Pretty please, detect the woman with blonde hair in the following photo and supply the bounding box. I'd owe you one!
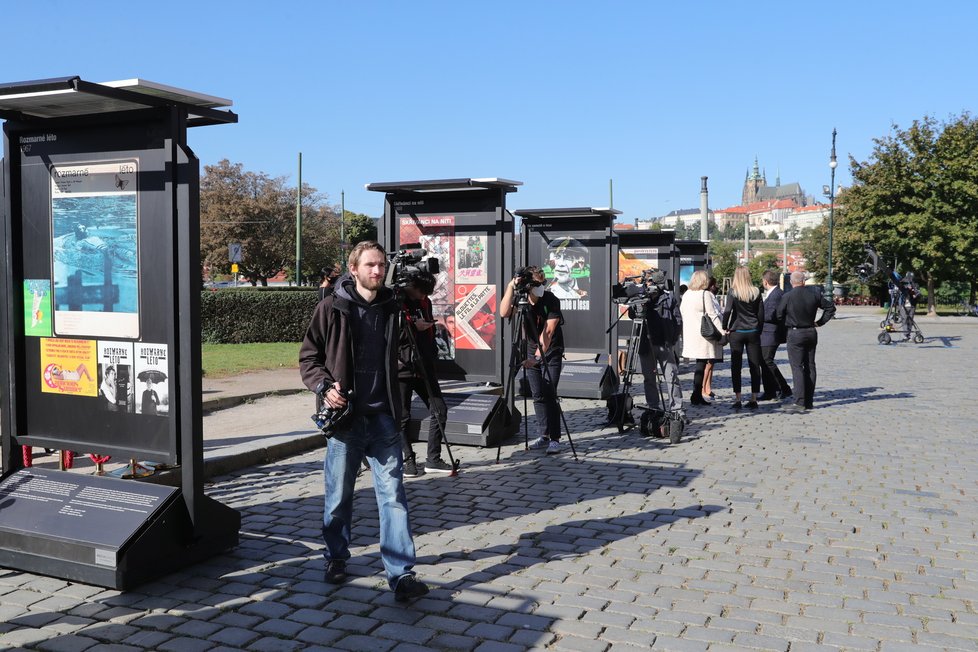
[722,266,764,409]
[680,270,724,406]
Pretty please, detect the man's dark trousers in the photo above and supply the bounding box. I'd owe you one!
[761,345,792,397]
[786,327,817,409]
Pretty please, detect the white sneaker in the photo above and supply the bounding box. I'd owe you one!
[528,436,549,450]
[546,440,561,455]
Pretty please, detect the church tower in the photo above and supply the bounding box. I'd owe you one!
[741,157,767,205]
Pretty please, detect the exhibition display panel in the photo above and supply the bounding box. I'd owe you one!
[0,76,240,589]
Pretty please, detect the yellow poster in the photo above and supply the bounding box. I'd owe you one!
[40,338,98,396]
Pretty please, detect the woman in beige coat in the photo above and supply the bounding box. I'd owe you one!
[681,270,725,405]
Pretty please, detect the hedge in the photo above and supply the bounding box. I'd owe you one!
[200,288,320,343]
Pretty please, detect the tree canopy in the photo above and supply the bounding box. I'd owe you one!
[834,113,978,312]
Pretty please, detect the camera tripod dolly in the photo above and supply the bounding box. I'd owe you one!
[496,287,578,462]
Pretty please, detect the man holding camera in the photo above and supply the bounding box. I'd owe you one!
[397,271,451,476]
[635,271,684,436]
[499,266,565,454]
[299,240,429,602]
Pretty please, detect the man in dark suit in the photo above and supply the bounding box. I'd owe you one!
[759,270,792,401]
[775,271,836,412]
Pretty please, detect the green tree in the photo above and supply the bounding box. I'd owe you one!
[709,239,738,284]
[341,211,378,248]
[837,113,978,314]
[748,252,779,286]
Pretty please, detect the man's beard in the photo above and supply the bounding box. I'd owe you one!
[356,275,385,291]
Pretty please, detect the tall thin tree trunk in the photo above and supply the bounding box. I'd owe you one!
[927,277,937,316]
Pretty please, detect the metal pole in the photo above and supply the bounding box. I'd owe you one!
[296,152,303,285]
[783,230,788,272]
[700,176,709,241]
[743,221,749,263]
[609,178,614,209]
[827,128,837,294]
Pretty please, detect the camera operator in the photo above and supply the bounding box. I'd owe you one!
[500,265,565,455]
[299,240,429,602]
[634,271,684,433]
[896,272,920,340]
[397,270,451,476]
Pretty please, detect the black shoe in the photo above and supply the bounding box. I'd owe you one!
[403,457,424,478]
[690,396,707,406]
[780,391,793,400]
[783,403,806,413]
[708,392,716,399]
[424,458,453,474]
[746,400,758,410]
[324,560,348,585]
[731,401,742,410]
[758,393,778,401]
[394,575,430,603]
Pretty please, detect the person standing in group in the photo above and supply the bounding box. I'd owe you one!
[680,270,724,406]
[722,266,765,410]
[775,270,836,412]
[759,270,792,401]
[396,270,451,477]
[701,276,723,402]
[499,266,565,454]
[299,240,430,602]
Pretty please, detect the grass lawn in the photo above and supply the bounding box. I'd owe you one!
[202,342,300,378]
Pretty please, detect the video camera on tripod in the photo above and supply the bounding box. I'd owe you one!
[611,268,670,318]
[385,245,440,289]
[512,265,543,295]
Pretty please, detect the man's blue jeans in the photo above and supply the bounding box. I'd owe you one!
[322,413,417,589]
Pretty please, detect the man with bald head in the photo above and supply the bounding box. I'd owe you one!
[774,272,836,412]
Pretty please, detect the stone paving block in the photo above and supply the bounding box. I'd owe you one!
[34,634,101,652]
[294,625,344,646]
[332,634,396,650]
[210,625,263,647]
[155,636,215,652]
[472,640,527,652]
[730,632,791,650]
[546,635,612,651]
[647,635,706,651]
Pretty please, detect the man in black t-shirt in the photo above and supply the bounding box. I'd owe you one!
[500,266,565,454]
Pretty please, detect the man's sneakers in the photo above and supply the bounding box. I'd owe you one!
[394,574,430,603]
[403,456,424,478]
[424,458,453,474]
[529,436,562,454]
[324,559,348,585]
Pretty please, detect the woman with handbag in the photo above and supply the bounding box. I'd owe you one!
[701,276,723,402]
[722,266,765,410]
[680,270,725,406]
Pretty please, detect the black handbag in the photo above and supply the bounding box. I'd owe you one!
[700,292,723,342]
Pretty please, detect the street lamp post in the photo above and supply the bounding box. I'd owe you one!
[826,128,838,295]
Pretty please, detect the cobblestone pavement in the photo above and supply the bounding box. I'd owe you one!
[2,314,977,651]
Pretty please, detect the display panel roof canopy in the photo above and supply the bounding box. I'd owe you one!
[366,178,522,193]
[514,207,622,220]
[0,76,236,126]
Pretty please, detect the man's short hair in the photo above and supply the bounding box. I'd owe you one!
[348,241,386,270]
[762,270,779,286]
[790,271,805,286]
[406,270,436,296]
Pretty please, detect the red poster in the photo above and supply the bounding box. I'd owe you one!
[455,284,496,350]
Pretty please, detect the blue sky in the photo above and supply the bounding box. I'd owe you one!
[3,2,975,222]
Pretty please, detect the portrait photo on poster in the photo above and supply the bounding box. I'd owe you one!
[98,341,135,413]
[50,159,140,340]
[543,235,591,310]
[134,342,169,416]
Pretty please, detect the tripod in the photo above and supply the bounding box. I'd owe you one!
[605,306,643,432]
[607,300,687,444]
[396,292,461,475]
[496,288,578,462]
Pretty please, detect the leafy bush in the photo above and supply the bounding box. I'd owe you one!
[201,288,320,343]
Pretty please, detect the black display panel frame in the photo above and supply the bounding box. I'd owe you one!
[517,209,619,358]
[370,180,518,384]
[614,230,679,340]
[3,115,180,462]
[675,239,711,288]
